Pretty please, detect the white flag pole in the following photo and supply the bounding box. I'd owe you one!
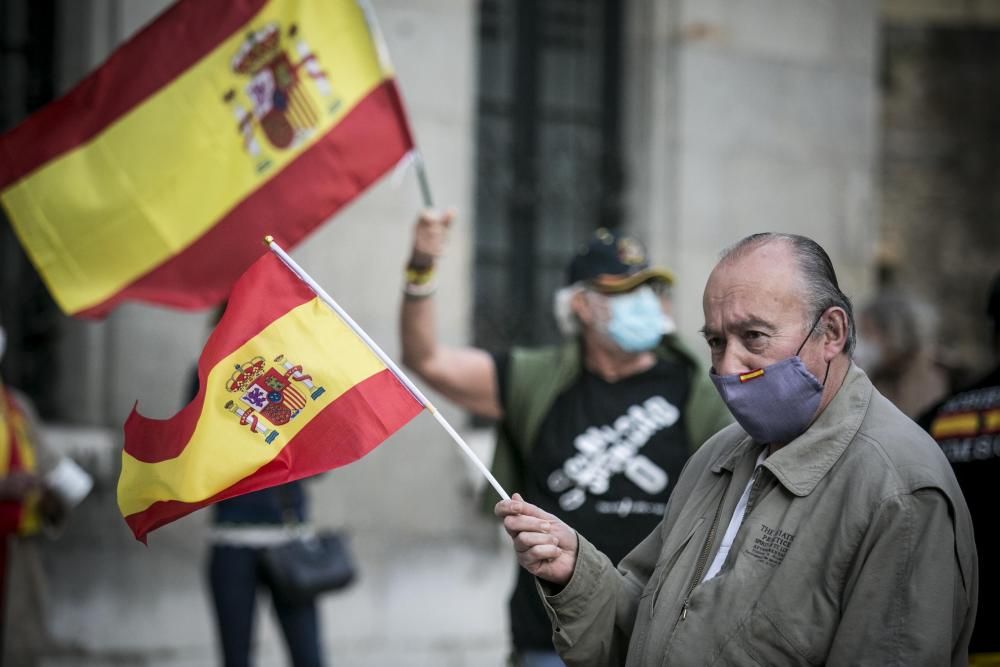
[265,237,510,501]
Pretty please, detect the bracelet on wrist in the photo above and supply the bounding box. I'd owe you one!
[405,265,435,286]
[403,280,437,299]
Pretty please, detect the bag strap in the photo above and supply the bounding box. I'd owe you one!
[275,484,300,525]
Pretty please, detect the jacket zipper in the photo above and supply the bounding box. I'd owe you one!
[680,465,763,621]
[679,487,726,621]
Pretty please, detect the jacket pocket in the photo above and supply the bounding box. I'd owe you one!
[711,603,820,667]
[642,517,704,609]
[629,519,705,662]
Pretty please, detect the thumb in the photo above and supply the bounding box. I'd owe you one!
[509,493,555,521]
[442,207,456,228]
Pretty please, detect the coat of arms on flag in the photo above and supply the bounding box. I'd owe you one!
[118,253,425,542]
[225,354,326,442]
[0,0,414,318]
[224,21,342,173]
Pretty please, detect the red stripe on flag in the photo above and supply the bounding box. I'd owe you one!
[0,0,268,188]
[77,80,413,318]
[123,367,422,542]
[122,253,314,463]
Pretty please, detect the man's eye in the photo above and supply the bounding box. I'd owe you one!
[705,337,723,350]
[744,331,767,344]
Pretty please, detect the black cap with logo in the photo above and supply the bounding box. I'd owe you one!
[566,227,674,293]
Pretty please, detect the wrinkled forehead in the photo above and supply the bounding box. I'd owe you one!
[703,246,808,328]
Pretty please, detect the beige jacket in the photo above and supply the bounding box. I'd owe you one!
[541,364,978,666]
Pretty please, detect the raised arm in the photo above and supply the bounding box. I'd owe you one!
[400,209,503,420]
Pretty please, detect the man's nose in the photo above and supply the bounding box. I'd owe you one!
[715,346,754,376]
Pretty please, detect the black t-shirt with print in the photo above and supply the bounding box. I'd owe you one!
[495,352,694,651]
[918,365,1000,654]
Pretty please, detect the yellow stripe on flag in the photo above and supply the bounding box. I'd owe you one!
[1,0,388,315]
[930,412,980,439]
[117,298,385,517]
[984,408,1000,433]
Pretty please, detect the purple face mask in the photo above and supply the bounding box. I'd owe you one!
[709,322,828,444]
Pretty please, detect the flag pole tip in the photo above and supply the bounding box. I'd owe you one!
[263,235,274,246]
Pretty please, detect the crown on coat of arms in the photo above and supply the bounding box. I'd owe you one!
[228,356,267,392]
[232,23,282,75]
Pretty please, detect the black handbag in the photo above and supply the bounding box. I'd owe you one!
[261,530,357,604]
[260,485,357,605]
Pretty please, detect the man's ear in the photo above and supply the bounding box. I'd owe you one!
[821,307,850,360]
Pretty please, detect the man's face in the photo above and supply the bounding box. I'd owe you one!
[574,283,670,330]
[570,282,672,356]
[701,242,826,379]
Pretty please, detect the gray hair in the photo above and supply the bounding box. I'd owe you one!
[553,284,584,336]
[720,233,856,355]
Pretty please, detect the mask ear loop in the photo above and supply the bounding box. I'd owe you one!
[796,310,832,387]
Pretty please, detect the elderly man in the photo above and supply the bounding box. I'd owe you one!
[497,233,978,666]
[400,210,731,666]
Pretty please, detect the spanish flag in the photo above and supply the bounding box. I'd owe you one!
[118,252,423,542]
[0,0,413,318]
[0,386,42,536]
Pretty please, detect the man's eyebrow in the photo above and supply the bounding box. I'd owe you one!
[739,316,778,332]
[699,317,777,338]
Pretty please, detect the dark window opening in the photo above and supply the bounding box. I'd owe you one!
[473,0,624,353]
[1,0,60,418]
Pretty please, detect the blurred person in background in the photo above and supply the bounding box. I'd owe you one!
[190,308,325,667]
[1,322,90,665]
[399,210,731,667]
[495,232,976,665]
[854,288,949,419]
[920,270,1000,665]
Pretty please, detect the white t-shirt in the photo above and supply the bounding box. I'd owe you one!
[702,449,768,582]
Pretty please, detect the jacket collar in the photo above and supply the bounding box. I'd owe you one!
[711,362,873,496]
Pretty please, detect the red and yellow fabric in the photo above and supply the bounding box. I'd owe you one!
[118,253,424,542]
[930,407,1000,440]
[0,0,413,318]
[0,386,42,536]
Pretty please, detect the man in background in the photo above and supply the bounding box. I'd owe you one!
[399,210,731,666]
[920,270,1000,664]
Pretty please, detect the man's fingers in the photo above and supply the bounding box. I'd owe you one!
[513,529,560,553]
[418,207,454,228]
[520,543,563,568]
[502,513,552,536]
[495,494,556,522]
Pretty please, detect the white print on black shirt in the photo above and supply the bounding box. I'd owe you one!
[546,395,679,513]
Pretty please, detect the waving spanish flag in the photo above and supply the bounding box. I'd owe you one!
[118,252,423,542]
[0,0,413,318]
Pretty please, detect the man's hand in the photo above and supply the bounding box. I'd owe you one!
[495,493,578,585]
[408,208,454,270]
[38,488,68,526]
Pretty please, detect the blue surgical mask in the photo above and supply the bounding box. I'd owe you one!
[709,319,829,444]
[606,286,667,353]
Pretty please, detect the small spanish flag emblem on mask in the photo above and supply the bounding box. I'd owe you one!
[739,369,765,383]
